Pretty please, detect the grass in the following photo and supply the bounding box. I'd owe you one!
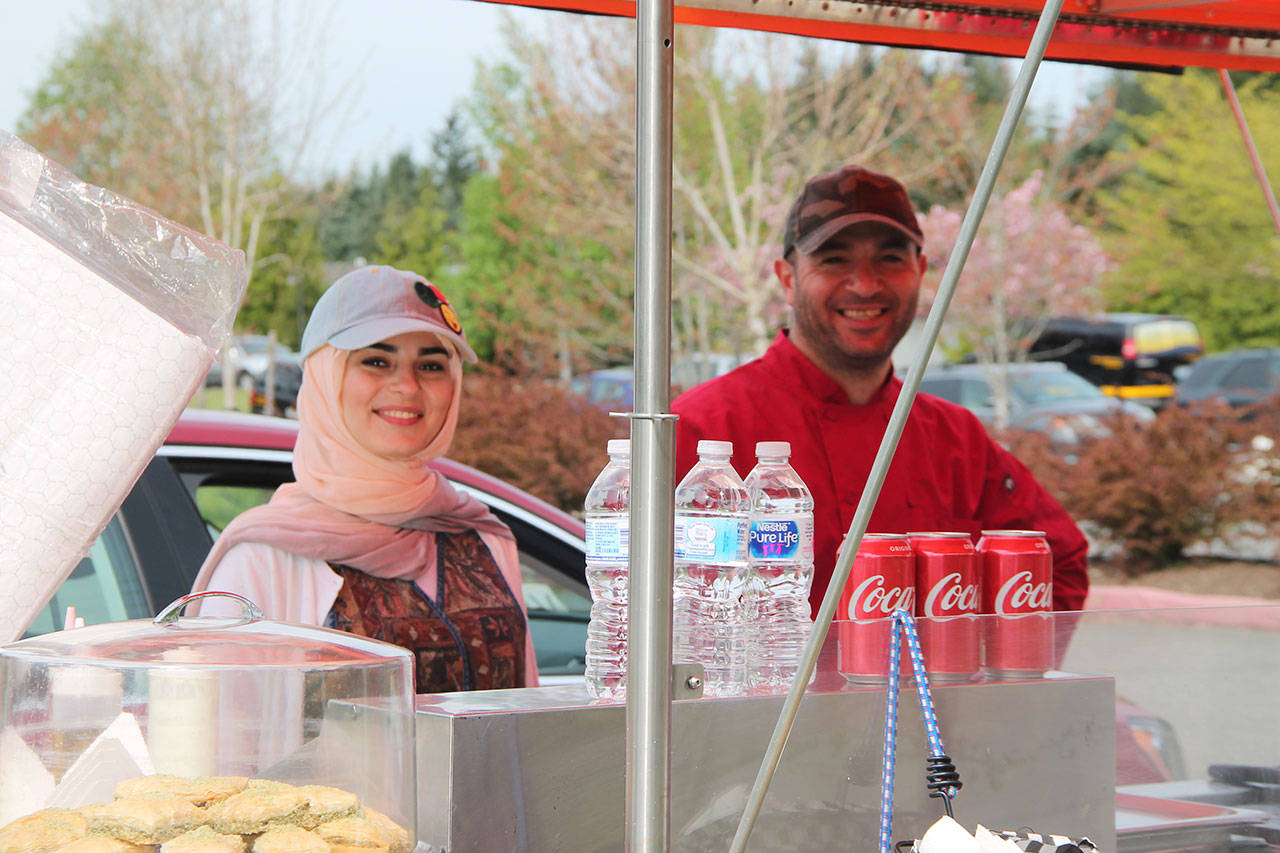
[187,383,253,413]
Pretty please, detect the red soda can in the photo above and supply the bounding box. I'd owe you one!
[909,532,980,683]
[978,530,1053,678]
[837,533,915,684]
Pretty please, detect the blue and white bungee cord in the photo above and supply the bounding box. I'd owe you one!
[878,609,963,853]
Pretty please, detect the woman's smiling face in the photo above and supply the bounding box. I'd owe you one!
[340,330,456,460]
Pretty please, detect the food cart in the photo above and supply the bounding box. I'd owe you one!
[456,0,1280,848]
[2,0,1280,849]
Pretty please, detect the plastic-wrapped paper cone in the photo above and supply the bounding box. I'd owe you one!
[0,130,246,641]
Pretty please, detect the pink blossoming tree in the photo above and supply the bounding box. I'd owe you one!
[918,172,1111,427]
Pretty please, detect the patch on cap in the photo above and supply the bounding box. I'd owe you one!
[415,280,444,308]
[415,280,463,335]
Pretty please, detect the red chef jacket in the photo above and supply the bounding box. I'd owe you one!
[671,330,1089,613]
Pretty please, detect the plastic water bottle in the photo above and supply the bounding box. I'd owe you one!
[745,441,815,692]
[584,439,631,700]
[673,439,751,697]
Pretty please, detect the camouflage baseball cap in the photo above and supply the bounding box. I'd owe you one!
[782,165,923,258]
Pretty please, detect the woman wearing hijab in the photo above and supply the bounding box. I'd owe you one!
[193,265,536,692]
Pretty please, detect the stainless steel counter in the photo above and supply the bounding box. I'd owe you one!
[414,674,1115,851]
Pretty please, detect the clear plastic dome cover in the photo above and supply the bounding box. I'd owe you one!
[0,593,417,849]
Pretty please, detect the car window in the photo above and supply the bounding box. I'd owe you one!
[592,376,634,407]
[1221,357,1268,391]
[25,515,150,638]
[1134,320,1201,355]
[918,377,960,403]
[196,484,277,537]
[1178,357,1226,392]
[959,378,995,409]
[517,548,590,677]
[1012,370,1100,404]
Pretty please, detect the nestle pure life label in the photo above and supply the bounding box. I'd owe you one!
[748,514,814,562]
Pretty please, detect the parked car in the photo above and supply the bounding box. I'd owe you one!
[25,409,590,679]
[204,334,296,391]
[1174,347,1280,410]
[917,361,1155,447]
[570,366,635,409]
[570,352,756,409]
[250,351,304,417]
[1028,313,1204,409]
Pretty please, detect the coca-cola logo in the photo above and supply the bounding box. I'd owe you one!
[922,571,979,617]
[848,574,915,618]
[993,570,1052,615]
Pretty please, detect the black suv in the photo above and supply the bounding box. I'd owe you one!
[1028,313,1204,409]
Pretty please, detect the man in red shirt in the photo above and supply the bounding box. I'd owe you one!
[671,165,1088,614]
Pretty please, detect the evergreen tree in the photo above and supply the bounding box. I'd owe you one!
[430,109,482,236]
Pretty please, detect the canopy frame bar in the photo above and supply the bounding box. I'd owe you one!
[628,0,678,849]
[1217,68,1280,239]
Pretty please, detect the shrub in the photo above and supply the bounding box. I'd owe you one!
[452,365,626,514]
[1004,399,1280,573]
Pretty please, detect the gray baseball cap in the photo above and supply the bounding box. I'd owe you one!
[300,265,477,362]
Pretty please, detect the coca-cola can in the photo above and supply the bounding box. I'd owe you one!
[837,533,915,684]
[978,529,1053,678]
[909,532,981,683]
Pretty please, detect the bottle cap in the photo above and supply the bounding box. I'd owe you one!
[606,438,630,456]
[696,439,732,456]
[755,440,790,458]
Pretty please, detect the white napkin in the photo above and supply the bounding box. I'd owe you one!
[917,817,1026,852]
[0,726,55,824]
[976,825,1025,852]
[47,712,155,810]
[919,816,982,852]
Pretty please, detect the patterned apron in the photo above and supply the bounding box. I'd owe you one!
[327,530,528,692]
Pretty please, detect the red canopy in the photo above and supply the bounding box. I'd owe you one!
[479,0,1280,72]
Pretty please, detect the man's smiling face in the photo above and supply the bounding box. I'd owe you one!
[778,220,927,378]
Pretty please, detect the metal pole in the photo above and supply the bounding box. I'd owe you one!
[729,1,1066,848]
[628,0,676,849]
[1218,68,1280,239]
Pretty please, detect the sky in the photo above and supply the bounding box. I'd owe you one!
[0,0,1107,180]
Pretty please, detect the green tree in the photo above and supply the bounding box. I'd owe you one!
[316,169,388,263]
[1099,69,1280,349]
[18,16,190,221]
[449,170,630,373]
[463,16,1006,376]
[236,187,329,347]
[430,109,482,238]
[18,0,355,323]
[374,169,448,279]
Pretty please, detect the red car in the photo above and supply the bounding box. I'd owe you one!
[25,409,591,679]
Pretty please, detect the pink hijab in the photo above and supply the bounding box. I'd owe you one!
[192,342,512,595]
